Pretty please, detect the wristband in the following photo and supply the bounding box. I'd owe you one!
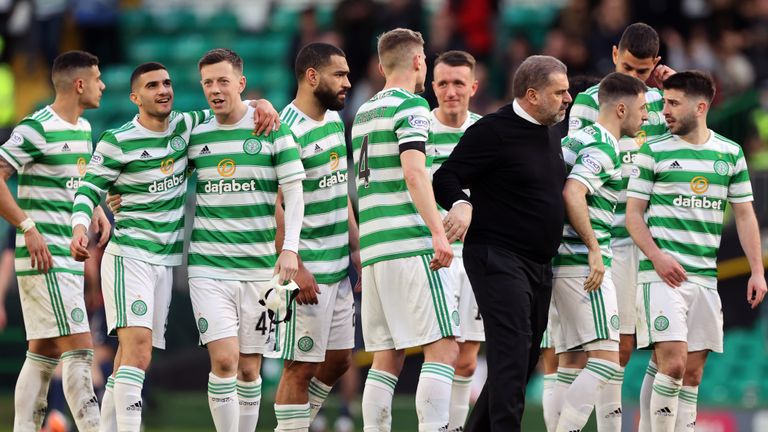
[19,218,36,233]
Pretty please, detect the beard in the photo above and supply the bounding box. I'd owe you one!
[144,106,172,122]
[315,82,345,111]
[620,119,641,138]
[669,113,696,136]
[542,107,567,126]
[551,110,567,125]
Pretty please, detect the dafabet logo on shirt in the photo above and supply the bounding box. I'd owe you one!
[160,158,174,175]
[217,158,236,177]
[689,176,709,194]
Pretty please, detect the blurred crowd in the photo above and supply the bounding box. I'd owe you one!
[2,0,768,171]
[2,0,768,128]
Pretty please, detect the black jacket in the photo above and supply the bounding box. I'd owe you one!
[433,103,567,264]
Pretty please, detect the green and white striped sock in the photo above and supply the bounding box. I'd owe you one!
[550,366,581,430]
[307,377,332,421]
[237,377,262,432]
[676,385,698,430]
[416,362,454,432]
[448,375,473,431]
[100,376,117,432]
[274,403,310,431]
[650,372,682,432]
[556,358,621,432]
[13,352,58,431]
[113,366,145,432]
[638,360,658,432]
[61,349,99,432]
[207,373,237,432]
[541,373,558,432]
[362,369,397,432]
[596,367,624,431]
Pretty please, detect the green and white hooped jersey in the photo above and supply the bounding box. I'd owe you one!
[281,103,349,285]
[569,84,667,247]
[351,87,433,267]
[553,123,622,278]
[0,106,92,276]
[626,131,753,289]
[427,109,481,258]
[187,106,306,281]
[72,111,207,266]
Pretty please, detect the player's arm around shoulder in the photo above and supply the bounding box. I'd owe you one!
[70,130,122,261]
[249,99,281,135]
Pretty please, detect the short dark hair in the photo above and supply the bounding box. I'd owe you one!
[662,71,716,103]
[294,42,346,80]
[51,50,99,89]
[512,55,567,99]
[434,50,476,72]
[198,48,243,74]
[130,62,167,90]
[598,72,647,106]
[52,50,99,75]
[618,23,659,60]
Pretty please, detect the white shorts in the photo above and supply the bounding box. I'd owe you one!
[611,243,640,334]
[362,254,460,351]
[452,257,485,343]
[636,281,724,353]
[552,274,620,353]
[18,272,90,340]
[269,277,355,362]
[189,277,273,354]
[102,253,173,349]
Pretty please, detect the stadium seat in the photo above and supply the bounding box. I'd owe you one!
[251,35,291,61]
[231,39,262,63]
[500,5,558,49]
[126,36,172,65]
[198,10,239,34]
[119,9,154,37]
[168,36,213,65]
[150,9,199,35]
[173,90,205,112]
[100,65,134,94]
[269,7,299,33]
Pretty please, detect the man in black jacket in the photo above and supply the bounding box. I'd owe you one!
[433,55,571,432]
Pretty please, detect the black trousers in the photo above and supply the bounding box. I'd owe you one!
[462,244,552,432]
